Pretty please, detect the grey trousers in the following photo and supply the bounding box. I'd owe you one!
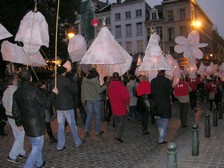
[179,102,189,126]
[114,115,127,139]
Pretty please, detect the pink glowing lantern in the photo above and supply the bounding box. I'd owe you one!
[91,18,99,27]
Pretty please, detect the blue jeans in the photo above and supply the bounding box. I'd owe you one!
[156,117,168,143]
[24,135,44,168]
[56,109,82,150]
[85,100,102,134]
[8,118,25,160]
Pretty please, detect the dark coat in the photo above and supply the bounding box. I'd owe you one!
[50,75,77,110]
[151,74,173,119]
[12,81,56,137]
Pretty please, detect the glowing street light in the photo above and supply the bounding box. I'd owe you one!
[66,27,76,40]
[192,20,202,29]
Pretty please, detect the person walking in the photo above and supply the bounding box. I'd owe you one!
[136,75,151,135]
[174,76,192,127]
[2,75,26,164]
[37,80,57,143]
[206,76,218,111]
[151,70,173,144]
[0,80,7,136]
[187,76,200,110]
[72,73,86,126]
[107,72,130,143]
[50,66,83,151]
[12,70,58,168]
[81,68,106,136]
[126,74,140,122]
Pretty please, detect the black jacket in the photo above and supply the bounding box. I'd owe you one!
[12,81,56,137]
[50,75,77,110]
[151,74,173,119]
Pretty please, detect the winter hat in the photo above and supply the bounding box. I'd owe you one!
[57,66,67,75]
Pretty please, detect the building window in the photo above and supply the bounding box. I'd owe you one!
[106,17,110,25]
[180,26,187,36]
[115,25,121,38]
[168,27,175,41]
[152,12,157,20]
[180,9,186,20]
[136,22,143,36]
[156,26,163,39]
[136,9,142,17]
[167,10,173,21]
[126,41,132,54]
[169,46,174,53]
[137,40,143,53]
[115,13,121,21]
[125,24,132,37]
[125,11,131,19]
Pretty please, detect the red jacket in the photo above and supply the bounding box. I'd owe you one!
[136,81,151,96]
[174,81,189,96]
[187,78,200,91]
[107,80,130,116]
[207,81,218,93]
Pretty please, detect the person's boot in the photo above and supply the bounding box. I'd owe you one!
[0,121,7,136]
[142,129,150,135]
[46,122,57,143]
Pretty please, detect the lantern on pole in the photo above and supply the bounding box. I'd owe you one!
[91,18,99,27]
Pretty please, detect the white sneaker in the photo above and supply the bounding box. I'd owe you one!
[7,156,21,164]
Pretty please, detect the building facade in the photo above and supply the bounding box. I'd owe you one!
[110,0,149,56]
[145,0,214,60]
[78,0,224,63]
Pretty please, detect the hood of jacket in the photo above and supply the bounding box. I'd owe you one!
[109,80,123,88]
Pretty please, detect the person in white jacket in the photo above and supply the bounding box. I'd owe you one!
[2,75,26,164]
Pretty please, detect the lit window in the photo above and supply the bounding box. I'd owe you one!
[126,41,132,54]
[167,10,173,21]
[137,40,143,53]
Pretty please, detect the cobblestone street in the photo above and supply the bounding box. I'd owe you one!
[1,101,224,168]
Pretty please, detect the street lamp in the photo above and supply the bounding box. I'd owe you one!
[191,20,202,29]
[66,27,76,40]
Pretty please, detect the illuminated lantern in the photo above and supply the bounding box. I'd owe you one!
[91,18,99,27]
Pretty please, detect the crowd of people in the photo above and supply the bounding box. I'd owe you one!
[0,65,224,167]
